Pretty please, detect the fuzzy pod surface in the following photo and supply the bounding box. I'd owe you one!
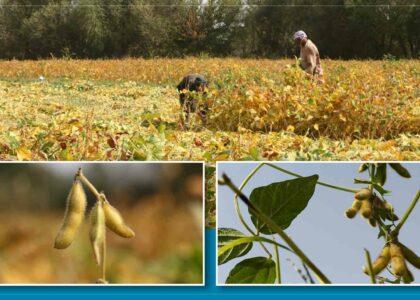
[355,188,372,200]
[359,199,373,219]
[390,243,409,277]
[363,245,391,276]
[346,199,362,219]
[90,201,106,266]
[54,180,87,249]
[103,202,135,238]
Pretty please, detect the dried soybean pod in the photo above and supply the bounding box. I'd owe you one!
[359,199,372,219]
[400,243,420,269]
[363,245,391,275]
[355,188,372,200]
[90,201,106,266]
[402,269,414,284]
[389,163,411,178]
[54,180,87,249]
[103,201,135,238]
[390,243,408,277]
[345,199,362,219]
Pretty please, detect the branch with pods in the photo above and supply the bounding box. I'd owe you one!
[53,168,135,283]
[218,163,419,284]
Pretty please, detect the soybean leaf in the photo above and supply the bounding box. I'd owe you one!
[389,163,411,178]
[218,228,253,265]
[358,163,369,173]
[372,183,391,195]
[375,163,387,186]
[248,175,318,234]
[218,236,292,259]
[354,179,372,185]
[226,257,276,284]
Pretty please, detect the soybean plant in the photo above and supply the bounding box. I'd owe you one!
[218,163,419,284]
[54,168,135,283]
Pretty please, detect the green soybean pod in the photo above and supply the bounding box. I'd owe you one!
[400,243,420,269]
[389,163,411,178]
[54,180,87,249]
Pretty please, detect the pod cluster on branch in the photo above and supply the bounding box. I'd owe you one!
[364,242,420,283]
[345,188,398,227]
[53,170,136,282]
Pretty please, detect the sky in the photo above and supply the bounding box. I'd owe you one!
[217,162,420,284]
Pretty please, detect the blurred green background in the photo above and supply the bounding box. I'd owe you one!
[0,163,203,284]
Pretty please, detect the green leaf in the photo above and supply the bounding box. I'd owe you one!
[358,163,369,173]
[389,163,411,178]
[372,183,391,195]
[226,257,276,284]
[248,175,318,234]
[218,228,253,265]
[375,163,387,186]
[218,236,291,259]
[354,178,372,185]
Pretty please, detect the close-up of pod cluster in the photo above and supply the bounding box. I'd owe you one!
[363,242,420,283]
[53,168,135,283]
[343,163,419,283]
[345,188,398,227]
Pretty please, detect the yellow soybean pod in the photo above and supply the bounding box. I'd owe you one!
[54,180,87,249]
[390,243,408,277]
[103,202,135,238]
[363,245,390,276]
[355,188,372,200]
[345,199,362,219]
[90,201,106,266]
[359,199,372,219]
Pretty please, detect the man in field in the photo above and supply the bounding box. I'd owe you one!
[177,74,208,130]
[293,30,323,77]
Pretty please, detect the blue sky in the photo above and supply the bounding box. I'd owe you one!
[217,162,420,284]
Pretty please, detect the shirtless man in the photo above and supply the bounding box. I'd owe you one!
[293,30,323,77]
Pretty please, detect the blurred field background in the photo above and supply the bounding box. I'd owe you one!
[0,163,203,284]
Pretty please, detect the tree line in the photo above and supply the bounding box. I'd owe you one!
[0,0,418,60]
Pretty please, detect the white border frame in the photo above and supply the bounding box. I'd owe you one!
[215,161,420,287]
[0,160,206,287]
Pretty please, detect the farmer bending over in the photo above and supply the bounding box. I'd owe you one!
[293,30,323,77]
[177,74,208,129]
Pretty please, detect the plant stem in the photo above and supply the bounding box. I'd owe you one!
[392,189,420,235]
[263,163,359,194]
[273,238,281,284]
[102,234,107,283]
[364,249,376,284]
[233,163,272,257]
[77,169,101,199]
[220,173,331,284]
[302,263,315,284]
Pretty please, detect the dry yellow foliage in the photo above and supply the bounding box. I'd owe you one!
[0,58,418,161]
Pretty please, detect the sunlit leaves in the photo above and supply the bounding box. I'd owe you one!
[249,175,319,234]
[226,257,276,284]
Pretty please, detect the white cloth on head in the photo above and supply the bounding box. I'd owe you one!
[293,30,307,40]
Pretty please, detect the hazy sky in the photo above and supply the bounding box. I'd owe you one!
[217,162,420,284]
